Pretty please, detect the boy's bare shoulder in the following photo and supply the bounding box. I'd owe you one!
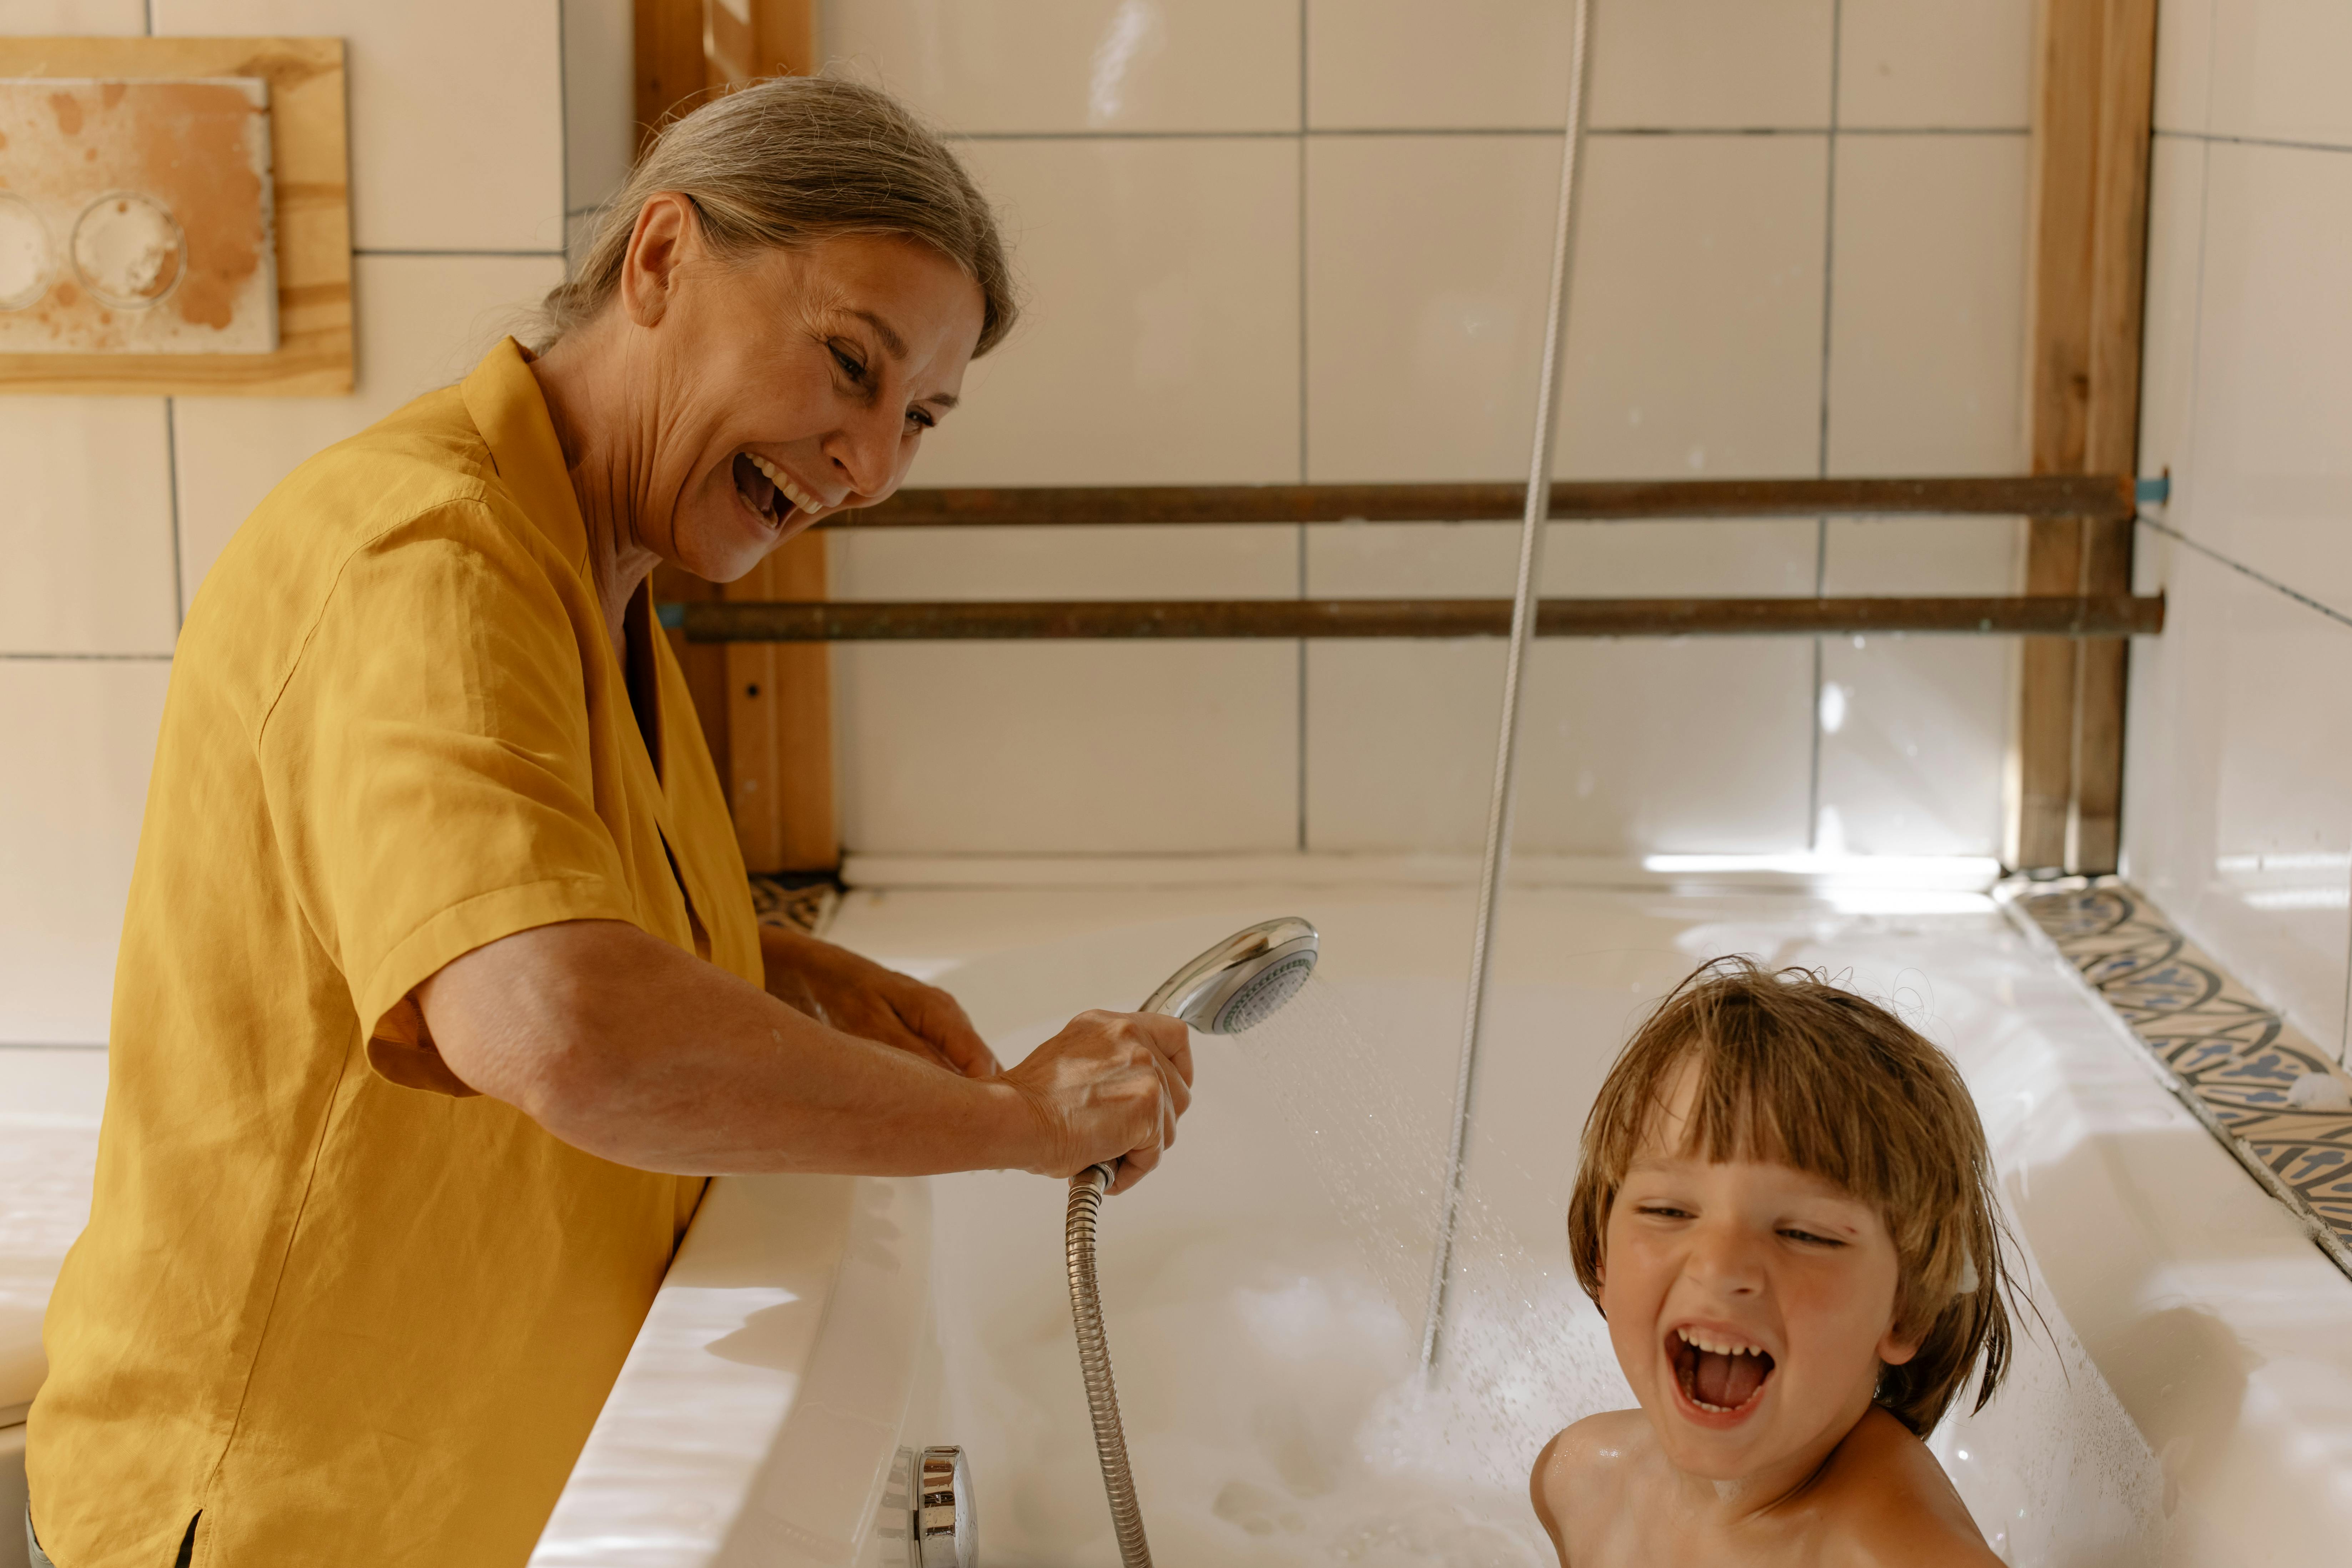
[1531,1411,1651,1557]
[1814,1408,2004,1568]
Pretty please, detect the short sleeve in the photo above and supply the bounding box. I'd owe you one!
[258,504,640,1091]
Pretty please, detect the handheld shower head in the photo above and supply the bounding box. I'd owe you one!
[1139,916,1319,1035]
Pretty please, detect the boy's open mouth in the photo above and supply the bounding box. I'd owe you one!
[1670,1327,1776,1415]
[731,450,820,530]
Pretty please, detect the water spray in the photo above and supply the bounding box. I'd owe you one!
[1065,917,1320,1568]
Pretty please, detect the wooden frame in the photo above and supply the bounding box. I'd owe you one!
[2016,0,2159,872]
[0,35,351,397]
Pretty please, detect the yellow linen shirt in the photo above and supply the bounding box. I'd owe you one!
[29,339,764,1567]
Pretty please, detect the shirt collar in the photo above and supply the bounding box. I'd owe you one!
[461,336,591,574]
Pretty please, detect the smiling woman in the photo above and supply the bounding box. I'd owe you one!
[22,76,1206,1568]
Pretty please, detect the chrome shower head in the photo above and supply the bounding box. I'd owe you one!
[1140,917,1319,1035]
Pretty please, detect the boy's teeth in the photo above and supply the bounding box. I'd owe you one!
[1678,1328,1764,1357]
[747,453,821,516]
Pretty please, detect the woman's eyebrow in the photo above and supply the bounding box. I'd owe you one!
[843,308,908,359]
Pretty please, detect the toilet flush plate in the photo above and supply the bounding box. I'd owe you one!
[0,76,278,354]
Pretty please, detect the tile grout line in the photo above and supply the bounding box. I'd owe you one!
[354,249,569,258]
[2152,127,2352,157]
[1807,0,1844,853]
[0,653,176,663]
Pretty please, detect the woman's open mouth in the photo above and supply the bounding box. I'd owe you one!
[731,451,822,530]
[1669,1326,1775,1421]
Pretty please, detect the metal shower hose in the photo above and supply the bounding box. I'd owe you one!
[1066,1160,1151,1567]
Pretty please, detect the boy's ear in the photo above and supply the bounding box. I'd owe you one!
[1876,1324,1921,1367]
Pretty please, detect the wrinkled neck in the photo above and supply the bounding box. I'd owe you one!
[528,324,666,663]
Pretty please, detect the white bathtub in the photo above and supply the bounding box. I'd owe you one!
[538,887,2352,1565]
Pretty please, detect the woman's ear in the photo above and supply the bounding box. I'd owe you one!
[621,192,699,327]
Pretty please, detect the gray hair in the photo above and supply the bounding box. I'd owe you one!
[540,76,1016,354]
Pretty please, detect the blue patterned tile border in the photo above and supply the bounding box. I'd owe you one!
[2014,881,2352,1276]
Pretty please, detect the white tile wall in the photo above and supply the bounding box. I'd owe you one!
[0,399,178,656]
[2206,0,2352,150]
[1836,0,2033,130]
[828,0,1298,134]
[2172,142,2352,611]
[562,0,636,216]
[2126,5,2352,1057]
[173,253,568,608]
[1823,134,2029,476]
[2152,0,2215,134]
[0,660,170,1043]
[1583,0,1834,131]
[831,526,1294,602]
[155,0,568,253]
[911,137,1301,485]
[1307,134,1829,483]
[832,643,1299,853]
[0,0,145,31]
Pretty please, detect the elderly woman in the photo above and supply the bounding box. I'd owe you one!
[27,79,1189,1568]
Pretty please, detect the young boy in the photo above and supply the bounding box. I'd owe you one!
[1532,958,2015,1566]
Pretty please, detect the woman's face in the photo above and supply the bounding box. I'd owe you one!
[621,200,986,583]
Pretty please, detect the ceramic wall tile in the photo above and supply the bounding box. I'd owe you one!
[2136,135,2209,487]
[562,0,636,216]
[0,658,170,1044]
[2174,142,2352,611]
[2122,543,2352,1054]
[2153,0,2215,135]
[1836,0,2033,130]
[1815,636,2010,856]
[2206,0,2352,150]
[0,0,145,31]
[832,644,1298,854]
[1307,134,1828,483]
[1307,0,1830,131]
[1584,0,1834,131]
[1826,134,2030,476]
[907,137,1300,485]
[155,0,567,253]
[1306,638,1813,854]
[0,399,178,656]
[172,252,566,611]
[1303,520,1816,599]
[1306,0,1573,130]
[831,525,1295,601]
[828,0,1297,134]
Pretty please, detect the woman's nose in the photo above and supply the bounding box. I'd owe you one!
[824,409,903,499]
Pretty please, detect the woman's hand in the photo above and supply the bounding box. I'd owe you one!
[760,923,999,1079]
[1002,1009,1194,1194]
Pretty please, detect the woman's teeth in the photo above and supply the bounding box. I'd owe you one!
[747,452,823,518]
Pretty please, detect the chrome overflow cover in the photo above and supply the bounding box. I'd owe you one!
[914,1445,977,1568]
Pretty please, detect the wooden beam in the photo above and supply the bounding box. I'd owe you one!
[2017,0,2157,872]
[725,536,836,871]
[846,475,2133,529]
[633,0,706,146]
[681,595,2166,643]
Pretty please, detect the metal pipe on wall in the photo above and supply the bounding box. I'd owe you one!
[1419,0,1597,1377]
[674,595,2166,642]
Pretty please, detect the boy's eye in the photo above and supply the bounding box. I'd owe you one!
[1778,1226,1844,1247]
[1634,1203,1693,1220]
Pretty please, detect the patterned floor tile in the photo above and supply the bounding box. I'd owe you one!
[2017,881,2352,1264]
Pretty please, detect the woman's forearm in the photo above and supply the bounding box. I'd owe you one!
[417,919,1045,1176]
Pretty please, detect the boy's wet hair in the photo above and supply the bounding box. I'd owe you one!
[1566,956,2018,1438]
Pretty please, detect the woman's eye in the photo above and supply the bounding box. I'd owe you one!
[831,346,867,381]
[906,406,936,431]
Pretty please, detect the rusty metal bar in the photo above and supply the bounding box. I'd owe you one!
[677,595,2165,642]
[829,475,2135,528]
